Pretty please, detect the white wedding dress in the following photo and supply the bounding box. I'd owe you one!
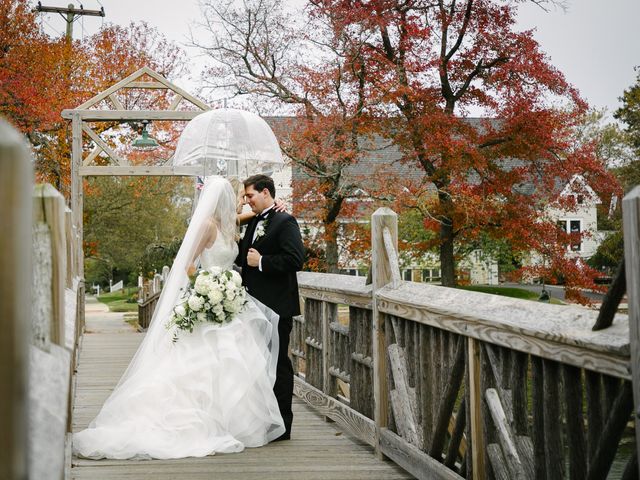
[73,233,286,459]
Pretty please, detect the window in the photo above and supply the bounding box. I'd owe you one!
[557,219,582,252]
[403,269,412,281]
[422,268,441,283]
[569,220,581,251]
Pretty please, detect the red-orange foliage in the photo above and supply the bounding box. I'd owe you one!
[309,0,621,299]
[1,0,185,196]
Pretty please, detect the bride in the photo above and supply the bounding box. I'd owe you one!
[73,176,286,459]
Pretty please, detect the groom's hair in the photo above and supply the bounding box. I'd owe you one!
[244,174,275,198]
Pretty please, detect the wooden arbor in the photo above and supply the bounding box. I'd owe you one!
[61,66,211,278]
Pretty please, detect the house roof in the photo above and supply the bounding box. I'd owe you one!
[263,116,599,218]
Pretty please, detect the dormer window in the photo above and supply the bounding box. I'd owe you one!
[576,194,584,205]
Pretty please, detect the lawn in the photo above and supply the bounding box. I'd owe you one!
[97,288,139,312]
[458,285,564,304]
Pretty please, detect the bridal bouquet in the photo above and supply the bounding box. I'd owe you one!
[167,267,247,342]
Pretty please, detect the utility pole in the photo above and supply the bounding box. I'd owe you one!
[34,2,105,41]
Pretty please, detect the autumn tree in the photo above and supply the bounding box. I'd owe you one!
[307,0,619,296]
[194,0,381,272]
[1,0,185,195]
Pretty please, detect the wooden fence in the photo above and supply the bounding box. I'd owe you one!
[1,119,84,480]
[292,206,640,480]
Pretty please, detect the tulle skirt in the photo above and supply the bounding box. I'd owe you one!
[73,298,285,460]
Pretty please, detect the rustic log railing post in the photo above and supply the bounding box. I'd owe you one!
[623,185,640,474]
[0,119,32,480]
[34,184,68,346]
[372,207,398,457]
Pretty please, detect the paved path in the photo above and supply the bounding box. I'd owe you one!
[84,296,137,334]
[71,299,413,479]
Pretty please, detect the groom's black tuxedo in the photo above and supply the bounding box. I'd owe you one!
[236,209,304,316]
[236,207,304,438]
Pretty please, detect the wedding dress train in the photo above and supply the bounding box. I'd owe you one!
[73,233,285,460]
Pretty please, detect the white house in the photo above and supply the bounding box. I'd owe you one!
[543,174,602,259]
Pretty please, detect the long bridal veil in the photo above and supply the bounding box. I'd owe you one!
[107,177,237,390]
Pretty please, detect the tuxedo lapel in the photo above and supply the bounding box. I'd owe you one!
[242,217,260,261]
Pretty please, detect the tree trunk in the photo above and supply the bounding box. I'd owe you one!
[440,218,456,287]
[325,221,340,273]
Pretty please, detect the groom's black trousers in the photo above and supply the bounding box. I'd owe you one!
[275,316,294,436]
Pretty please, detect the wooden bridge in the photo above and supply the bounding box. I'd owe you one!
[3,116,640,480]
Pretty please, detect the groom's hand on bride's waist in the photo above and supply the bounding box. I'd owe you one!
[247,248,262,268]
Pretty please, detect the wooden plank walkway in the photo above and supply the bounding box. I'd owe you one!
[71,298,413,479]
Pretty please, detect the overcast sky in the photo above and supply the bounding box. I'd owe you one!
[36,0,640,117]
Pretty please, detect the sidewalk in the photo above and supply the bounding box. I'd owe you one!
[84,295,138,334]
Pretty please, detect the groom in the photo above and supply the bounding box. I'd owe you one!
[236,174,304,441]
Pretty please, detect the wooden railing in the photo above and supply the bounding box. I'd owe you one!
[138,290,161,329]
[1,119,84,480]
[292,206,640,480]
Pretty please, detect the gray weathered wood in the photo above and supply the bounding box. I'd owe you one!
[380,429,463,480]
[444,399,466,469]
[298,272,373,310]
[29,343,71,480]
[0,119,31,480]
[623,186,640,473]
[543,359,564,479]
[510,350,529,436]
[382,226,401,288]
[586,370,604,461]
[530,355,546,480]
[82,124,128,166]
[372,208,397,456]
[123,81,166,89]
[485,388,526,480]
[294,377,376,447]
[487,444,510,480]
[71,319,411,479]
[563,364,587,480]
[376,282,630,379]
[430,335,465,460]
[388,344,421,447]
[34,184,67,346]
[586,381,634,480]
[71,112,84,283]
[62,109,204,121]
[67,66,209,112]
[79,165,204,176]
[108,93,125,110]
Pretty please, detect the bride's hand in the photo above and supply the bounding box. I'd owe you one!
[274,198,287,212]
[187,263,197,277]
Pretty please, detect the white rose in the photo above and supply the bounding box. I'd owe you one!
[234,298,245,311]
[175,304,186,317]
[230,270,243,286]
[208,289,224,304]
[194,275,211,295]
[197,312,207,322]
[188,295,204,312]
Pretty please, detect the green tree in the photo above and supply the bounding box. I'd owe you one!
[84,177,192,284]
[614,68,640,194]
